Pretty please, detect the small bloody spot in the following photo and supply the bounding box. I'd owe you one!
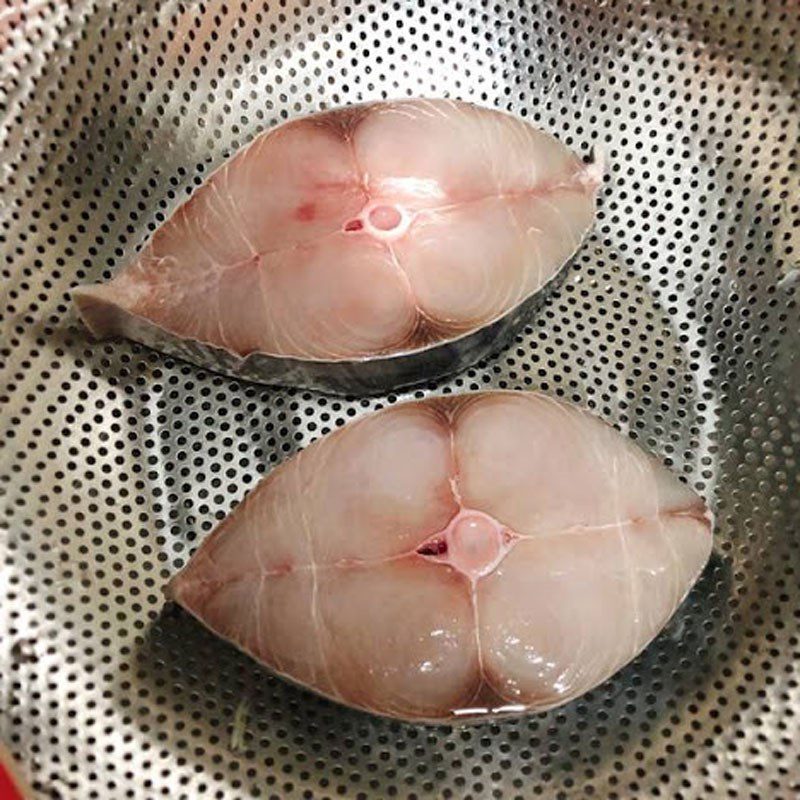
[417,539,448,557]
[294,202,316,222]
[343,218,364,232]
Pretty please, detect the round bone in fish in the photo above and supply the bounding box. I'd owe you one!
[166,391,713,723]
[72,99,602,393]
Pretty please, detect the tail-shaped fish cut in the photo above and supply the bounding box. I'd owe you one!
[167,391,713,723]
[73,100,602,393]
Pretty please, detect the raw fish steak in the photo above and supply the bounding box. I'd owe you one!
[73,100,602,393]
[167,392,712,723]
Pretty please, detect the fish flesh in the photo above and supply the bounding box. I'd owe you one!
[167,391,712,723]
[73,100,602,394]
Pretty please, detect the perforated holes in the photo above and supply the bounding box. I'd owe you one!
[1,0,800,798]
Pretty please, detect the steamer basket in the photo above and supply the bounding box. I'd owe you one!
[1,0,798,797]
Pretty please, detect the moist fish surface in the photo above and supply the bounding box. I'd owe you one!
[73,99,601,393]
[167,391,713,723]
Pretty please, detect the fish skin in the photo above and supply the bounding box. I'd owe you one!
[166,391,713,723]
[73,100,601,390]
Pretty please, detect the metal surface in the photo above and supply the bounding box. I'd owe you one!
[0,0,798,797]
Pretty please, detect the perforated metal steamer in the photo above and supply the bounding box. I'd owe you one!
[1,0,799,798]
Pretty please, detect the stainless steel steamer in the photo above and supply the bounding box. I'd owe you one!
[1,0,798,797]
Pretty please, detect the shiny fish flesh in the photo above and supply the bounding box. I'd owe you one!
[167,392,713,723]
[73,99,601,393]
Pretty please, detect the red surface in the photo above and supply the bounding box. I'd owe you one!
[293,201,316,221]
[0,763,25,800]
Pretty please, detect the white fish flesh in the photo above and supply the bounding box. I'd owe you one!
[73,99,601,393]
[166,391,713,723]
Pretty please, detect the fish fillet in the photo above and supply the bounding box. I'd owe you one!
[166,392,713,723]
[73,99,601,392]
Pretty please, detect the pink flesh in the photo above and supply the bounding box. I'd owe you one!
[167,392,713,723]
[73,99,601,361]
